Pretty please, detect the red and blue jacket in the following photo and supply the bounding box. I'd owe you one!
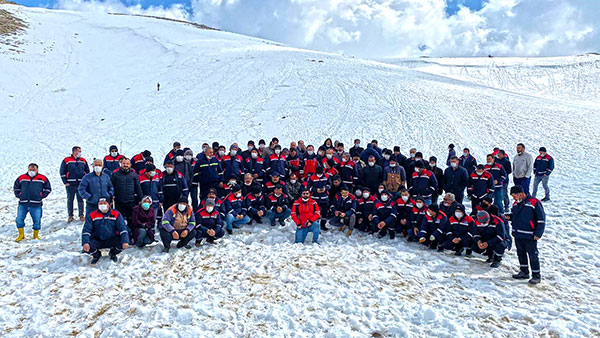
[356,195,377,221]
[139,172,161,206]
[473,215,506,247]
[339,160,355,185]
[373,200,397,227]
[266,153,287,177]
[131,153,148,173]
[14,173,52,207]
[510,196,545,240]
[245,157,265,182]
[409,169,438,199]
[244,193,266,217]
[459,154,478,175]
[266,192,290,212]
[446,214,475,242]
[395,198,414,224]
[224,193,246,217]
[264,180,288,195]
[286,155,302,179]
[330,193,356,216]
[410,205,428,230]
[307,174,331,202]
[195,207,224,232]
[82,209,128,245]
[60,156,89,186]
[223,154,244,181]
[467,171,494,199]
[484,163,507,189]
[200,198,225,216]
[302,154,319,179]
[419,212,448,239]
[534,154,554,177]
[103,154,124,174]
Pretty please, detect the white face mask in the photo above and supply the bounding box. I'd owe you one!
[111,151,118,157]
[219,151,225,156]
[476,171,483,176]
[316,173,323,178]
[302,197,309,202]
[259,144,266,149]
[178,204,187,212]
[94,166,103,173]
[381,195,389,202]
[416,202,424,209]
[455,211,464,219]
[384,154,390,160]
[450,162,458,168]
[410,153,415,158]
[487,161,493,166]
[235,192,242,198]
[231,150,237,156]
[98,204,109,212]
[290,179,297,184]
[176,156,184,162]
[463,152,469,157]
[362,192,370,199]
[401,195,409,202]
[74,153,81,158]
[206,206,214,213]
[355,143,360,147]
[149,171,156,177]
[390,163,396,167]
[185,155,192,161]
[368,161,375,167]
[430,162,436,167]
[28,170,37,177]
[307,150,314,155]
[378,188,384,193]
[318,151,324,156]
[326,154,332,159]
[251,153,258,159]
[166,167,174,174]
[275,149,281,155]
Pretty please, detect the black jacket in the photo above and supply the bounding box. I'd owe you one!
[111,168,142,204]
[443,166,469,194]
[359,165,383,192]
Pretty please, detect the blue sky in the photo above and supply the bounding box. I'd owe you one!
[8,0,599,58]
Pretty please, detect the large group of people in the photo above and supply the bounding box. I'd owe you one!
[13,138,553,284]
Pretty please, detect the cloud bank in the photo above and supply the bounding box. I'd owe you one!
[55,0,600,58]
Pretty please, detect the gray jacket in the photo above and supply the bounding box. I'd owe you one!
[512,152,533,178]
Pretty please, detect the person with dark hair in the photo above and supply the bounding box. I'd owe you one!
[329,185,356,236]
[417,204,447,250]
[467,164,494,215]
[441,204,474,256]
[82,198,129,264]
[532,147,554,201]
[444,156,469,204]
[496,150,512,210]
[356,188,377,232]
[291,187,321,244]
[408,161,438,205]
[60,146,89,222]
[193,147,223,200]
[132,150,152,173]
[459,148,477,175]
[164,141,181,166]
[266,184,291,226]
[245,185,266,224]
[223,184,251,234]
[79,158,113,217]
[195,198,225,245]
[350,139,364,158]
[484,154,507,214]
[371,190,397,238]
[427,156,444,205]
[471,210,506,268]
[446,144,456,166]
[158,161,188,210]
[307,166,331,230]
[14,163,52,241]
[513,143,533,195]
[103,145,124,174]
[111,158,143,237]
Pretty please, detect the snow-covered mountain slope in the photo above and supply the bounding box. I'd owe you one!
[1,4,599,337]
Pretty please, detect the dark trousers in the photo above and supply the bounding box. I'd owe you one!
[159,228,196,249]
[190,184,200,212]
[196,226,225,241]
[442,238,471,252]
[472,241,505,259]
[515,238,540,275]
[89,237,122,257]
[514,177,531,195]
[66,185,84,217]
[470,197,483,215]
[115,201,136,225]
[85,203,98,217]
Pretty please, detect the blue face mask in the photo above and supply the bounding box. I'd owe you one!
[142,202,151,210]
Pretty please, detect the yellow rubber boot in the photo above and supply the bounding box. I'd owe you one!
[33,230,40,240]
[16,228,25,242]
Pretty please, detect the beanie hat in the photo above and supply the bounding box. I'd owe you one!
[539,147,547,152]
[109,145,118,151]
[477,211,490,224]
[428,204,439,213]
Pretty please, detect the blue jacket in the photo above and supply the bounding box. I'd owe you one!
[534,154,554,177]
[473,215,506,247]
[193,155,223,185]
[14,173,52,207]
[78,172,114,204]
[446,214,475,242]
[245,157,265,181]
[467,171,493,199]
[330,194,357,216]
[224,193,246,217]
[443,166,469,194]
[484,163,507,189]
[497,157,512,177]
[195,208,224,232]
[360,144,381,163]
[158,172,188,204]
[356,196,377,221]
[244,194,267,217]
[372,200,397,227]
[266,153,287,178]
[409,169,438,199]
[459,154,477,175]
[419,212,448,239]
[139,172,160,206]
[222,154,244,181]
[60,156,89,186]
[103,154,124,174]
[510,196,545,240]
[265,192,290,212]
[82,209,129,244]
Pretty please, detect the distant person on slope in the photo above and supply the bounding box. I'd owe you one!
[291,188,321,244]
[82,198,129,264]
[532,147,554,202]
[78,159,114,217]
[60,146,89,222]
[13,163,52,241]
[512,143,533,195]
[506,185,546,284]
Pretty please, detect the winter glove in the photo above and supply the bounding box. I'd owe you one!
[419,237,426,244]
[429,235,435,242]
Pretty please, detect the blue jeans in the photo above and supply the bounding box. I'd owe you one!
[532,176,550,199]
[295,221,320,244]
[266,209,291,225]
[493,188,504,214]
[224,213,251,231]
[514,177,531,195]
[16,205,43,230]
[66,185,84,217]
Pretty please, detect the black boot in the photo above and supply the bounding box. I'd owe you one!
[90,253,101,265]
[226,228,233,235]
[320,219,329,231]
[279,219,286,227]
[490,257,501,268]
[512,270,530,279]
[389,230,395,240]
[109,254,118,263]
[454,248,463,256]
[465,249,472,257]
[541,196,550,202]
[529,273,541,284]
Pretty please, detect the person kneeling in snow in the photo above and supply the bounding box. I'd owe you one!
[371,190,397,239]
[131,196,156,248]
[471,211,506,268]
[291,188,321,244]
[440,204,474,256]
[195,199,225,246]
[329,184,357,237]
[160,197,196,253]
[224,184,251,234]
[418,204,447,250]
[82,198,129,264]
[266,184,291,226]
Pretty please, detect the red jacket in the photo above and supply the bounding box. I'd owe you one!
[291,197,321,227]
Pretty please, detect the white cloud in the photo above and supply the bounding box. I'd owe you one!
[189,0,600,57]
[55,0,190,21]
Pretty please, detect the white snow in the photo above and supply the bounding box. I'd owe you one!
[1,4,600,337]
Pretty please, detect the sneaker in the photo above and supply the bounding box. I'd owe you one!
[465,249,472,257]
[528,274,541,284]
[91,254,101,264]
[279,219,286,227]
[512,271,530,279]
[109,254,118,263]
[67,216,74,223]
[226,228,233,235]
[490,260,501,268]
[541,196,550,202]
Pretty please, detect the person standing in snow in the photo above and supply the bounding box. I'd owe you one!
[111,158,142,233]
[446,144,456,166]
[459,148,478,176]
[60,146,89,222]
[158,161,188,210]
[82,198,129,264]
[291,188,321,244]
[484,154,508,214]
[467,165,494,215]
[507,185,546,284]
[532,147,554,202]
[78,159,114,217]
[512,143,533,195]
[13,163,52,241]
[103,145,124,175]
[496,150,512,211]
[193,147,223,200]
[164,142,181,166]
